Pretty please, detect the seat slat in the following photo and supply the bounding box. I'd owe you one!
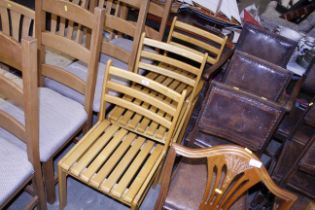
[59,121,110,170]
[111,140,155,198]
[123,145,164,203]
[70,124,120,177]
[100,136,145,193]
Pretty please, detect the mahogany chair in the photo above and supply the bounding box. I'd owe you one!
[236,23,297,68]
[112,33,208,142]
[58,61,186,210]
[0,34,46,209]
[154,144,297,210]
[34,0,105,203]
[167,17,229,80]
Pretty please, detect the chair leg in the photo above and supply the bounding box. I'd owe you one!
[42,158,56,204]
[33,162,47,210]
[58,165,68,210]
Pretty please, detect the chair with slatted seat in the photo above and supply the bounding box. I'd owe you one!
[119,33,207,142]
[58,60,186,210]
[0,33,47,209]
[33,0,105,203]
[167,16,229,80]
[154,143,297,210]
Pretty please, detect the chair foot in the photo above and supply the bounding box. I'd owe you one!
[42,159,56,204]
[58,165,68,210]
[33,163,48,210]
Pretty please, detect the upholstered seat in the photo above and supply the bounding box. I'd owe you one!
[0,137,33,204]
[45,62,129,112]
[0,88,87,162]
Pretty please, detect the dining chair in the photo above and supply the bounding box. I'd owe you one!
[34,0,105,203]
[58,61,186,210]
[45,0,150,114]
[111,32,207,143]
[0,34,46,209]
[154,143,297,210]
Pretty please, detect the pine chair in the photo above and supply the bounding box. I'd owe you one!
[125,33,207,142]
[58,61,186,210]
[154,144,297,210]
[167,16,228,80]
[0,34,46,209]
[46,0,150,114]
[34,0,105,203]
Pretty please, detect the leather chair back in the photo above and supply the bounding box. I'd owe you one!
[236,23,297,68]
[198,81,285,152]
[224,50,292,102]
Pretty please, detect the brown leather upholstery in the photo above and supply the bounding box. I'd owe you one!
[302,59,315,95]
[164,158,246,210]
[197,81,284,152]
[304,105,315,127]
[224,50,291,102]
[236,23,297,68]
[299,140,315,174]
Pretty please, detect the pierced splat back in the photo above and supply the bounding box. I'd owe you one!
[0,0,35,42]
[200,154,261,210]
[154,144,297,210]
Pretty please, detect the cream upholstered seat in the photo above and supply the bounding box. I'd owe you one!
[0,137,33,205]
[0,87,87,162]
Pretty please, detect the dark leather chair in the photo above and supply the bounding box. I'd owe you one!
[188,81,285,153]
[154,144,297,210]
[236,23,297,68]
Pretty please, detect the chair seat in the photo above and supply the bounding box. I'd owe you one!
[0,87,87,162]
[59,120,165,206]
[164,158,246,210]
[0,137,33,205]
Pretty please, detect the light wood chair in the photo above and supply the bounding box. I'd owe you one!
[58,61,186,210]
[34,0,105,203]
[0,33,46,209]
[167,16,228,79]
[125,33,207,142]
[154,144,298,210]
[0,0,35,41]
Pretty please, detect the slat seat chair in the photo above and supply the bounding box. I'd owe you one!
[167,17,228,80]
[154,144,297,210]
[58,61,186,210]
[33,0,105,203]
[0,34,46,209]
[107,33,207,142]
[45,0,150,114]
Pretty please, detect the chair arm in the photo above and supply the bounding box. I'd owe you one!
[202,46,234,80]
[282,76,305,112]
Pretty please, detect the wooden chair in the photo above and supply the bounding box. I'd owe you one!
[167,16,228,80]
[108,33,207,143]
[154,143,297,210]
[0,0,35,41]
[34,0,105,203]
[58,61,186,210]
[46,0,150,113]
[0,33,46,209]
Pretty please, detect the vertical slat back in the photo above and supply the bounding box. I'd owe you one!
[167,17,228,65]
[36,0,105,126]
[0,0,35,42]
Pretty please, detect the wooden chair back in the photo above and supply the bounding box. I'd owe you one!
[95,0,149,71]
[167,17,228,65]
[0,33,46,209]
[35,0,105,126]
[155,144,297,210]
[101,61,186,146]
[135,33,207,102]
[142,0,172,41]
[0,0,35,42]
